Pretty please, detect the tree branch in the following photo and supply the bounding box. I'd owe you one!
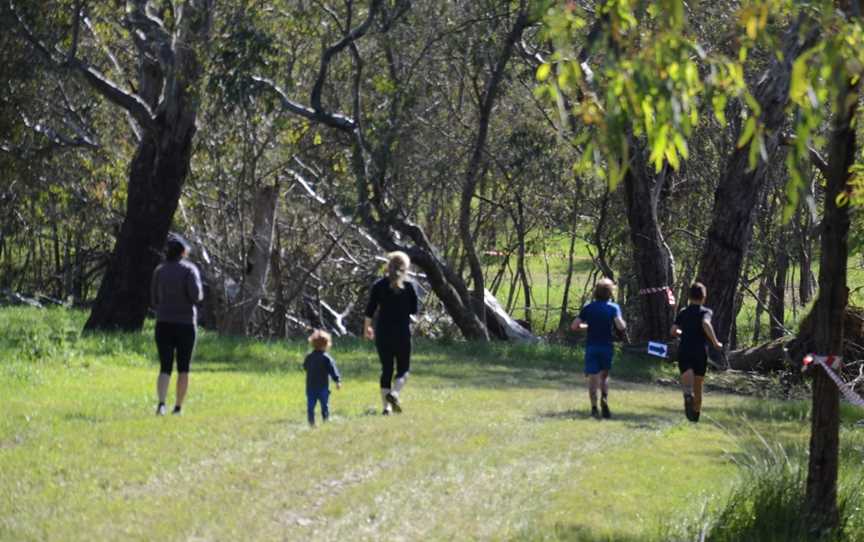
[251,76,356,132]
[67,0,83,63]
[8,1,156,131]
[72,60,157,129]
[459,2,530,324]
[19,110,99,150]
[310,0,382,114]
[780,133,830,177]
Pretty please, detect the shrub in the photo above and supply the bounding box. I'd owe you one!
[673,430,863,542]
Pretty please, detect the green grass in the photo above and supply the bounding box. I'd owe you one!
[2,308,864,541]
[671,437,864,541]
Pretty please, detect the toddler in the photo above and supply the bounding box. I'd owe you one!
[303,330,342,426]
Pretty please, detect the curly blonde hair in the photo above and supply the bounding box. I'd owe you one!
[308,329,332,352]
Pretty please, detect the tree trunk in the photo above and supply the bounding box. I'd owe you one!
[797,209,815,305]
[220,183,279,336]
[728,306,864,373]
[271,224,287,338]
[623,156,674,342]
[768,231,790,339]
[379,218,493,340]
[753,275,769,344]
[514,193,532,326]
[558,215,579,330]
[83,1,212,332]
[696,21,817,346]
[458,7,528,331]
[84,128,198,331]
[804,78,857,533]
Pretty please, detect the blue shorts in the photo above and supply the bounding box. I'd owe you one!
[584,344,613,375]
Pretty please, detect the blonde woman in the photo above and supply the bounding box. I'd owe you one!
[364,252,419,415]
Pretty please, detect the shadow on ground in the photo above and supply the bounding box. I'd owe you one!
[530,408,677,430]
[512,522,655,542]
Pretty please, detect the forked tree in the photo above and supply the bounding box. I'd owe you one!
[8,0,214,331]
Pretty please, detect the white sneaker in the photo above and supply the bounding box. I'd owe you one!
[381,389,393,416]
[386,392,402,414]
[156,404,167,416]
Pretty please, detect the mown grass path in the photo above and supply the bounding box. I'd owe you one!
[1,309,862,541]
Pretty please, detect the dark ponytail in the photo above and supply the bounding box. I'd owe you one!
[165,234,190,262]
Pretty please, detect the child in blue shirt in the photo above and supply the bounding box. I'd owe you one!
[571,278,627,419]
[303,330,341,426]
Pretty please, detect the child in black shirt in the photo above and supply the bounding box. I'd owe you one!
[304,330,341,426]
[671,283,723,422]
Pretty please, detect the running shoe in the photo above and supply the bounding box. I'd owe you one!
[684,393,695,421]
[591,406,601,419]
[385,392,403,414]
[600,400,611,419]
[156,403,167,416]
[172,406,182,416]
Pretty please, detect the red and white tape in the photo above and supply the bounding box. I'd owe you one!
[638,286,676,306]
[803,354,864,408]
[638,286,667,295]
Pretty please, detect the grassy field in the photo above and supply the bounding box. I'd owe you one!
[2,308,864,541]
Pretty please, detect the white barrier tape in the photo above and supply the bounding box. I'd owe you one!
[804,355,864,408]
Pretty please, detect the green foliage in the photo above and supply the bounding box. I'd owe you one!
[538,0,864,222]
[780,2,864,219]
[207,6,279,111]
[537,1,748,187]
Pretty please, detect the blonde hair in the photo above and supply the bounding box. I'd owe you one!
[308,329,332,352]
[387,251,410,290]
[593,278,616,301]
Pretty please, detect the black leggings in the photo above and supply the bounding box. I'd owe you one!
[376,336,411,389]
[155,322,197,374]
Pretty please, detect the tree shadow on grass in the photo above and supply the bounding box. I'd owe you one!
[186,335,666,384]
[705,400,811,426]
[529,408,674,430]
[512,523,652,542]
[62,412,104,423]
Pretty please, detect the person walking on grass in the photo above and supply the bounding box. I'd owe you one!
[364,251,419,416]
[151,234,203,416]
[304,330,342,426]
[571,278,627,419]
[670,282,723,423]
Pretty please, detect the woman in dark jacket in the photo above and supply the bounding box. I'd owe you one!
[364,251,419,415]
[150,234,203,415]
